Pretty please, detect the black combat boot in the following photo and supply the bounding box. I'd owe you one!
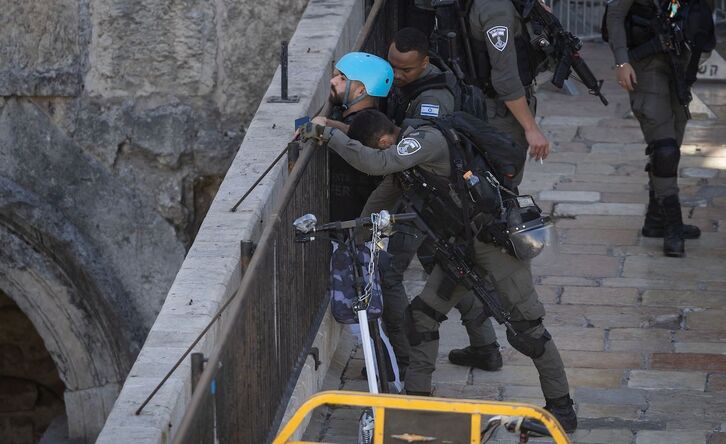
[448,343,503,371]
[544,394,577,433]
[661,195,685,257]
[642,191,700,239]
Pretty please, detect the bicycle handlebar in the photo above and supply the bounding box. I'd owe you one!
[293,212,418,235]
[315,212,417,232]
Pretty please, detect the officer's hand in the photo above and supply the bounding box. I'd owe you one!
[616,63,637,92]
[525,126,549,161]
[300,122,333,144]
[312,116,327,126]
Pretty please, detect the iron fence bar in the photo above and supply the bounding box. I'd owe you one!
[171,140,321,444]
[170,1,391,442]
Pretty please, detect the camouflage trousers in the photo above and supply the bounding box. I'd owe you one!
[630,54,689,199]
[405,239,570,400]
[381,227,499,375]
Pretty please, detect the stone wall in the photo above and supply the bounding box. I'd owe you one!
[0,0,309,441]
[96,0,366,442]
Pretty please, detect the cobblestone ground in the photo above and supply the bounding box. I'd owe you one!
[302,41,726,444]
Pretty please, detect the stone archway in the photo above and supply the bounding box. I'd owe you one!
[0,179,142,441]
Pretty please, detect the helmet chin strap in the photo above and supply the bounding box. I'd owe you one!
[341,79,369,110]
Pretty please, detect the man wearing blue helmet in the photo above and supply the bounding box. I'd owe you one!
[325,52,394,222]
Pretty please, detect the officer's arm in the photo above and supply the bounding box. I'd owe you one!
[408,89,456,119]
[474,0,525,101]
[606,0,636,65]
[360,175,402,216]
[327,129,437,176]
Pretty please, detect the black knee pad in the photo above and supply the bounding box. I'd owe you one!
[647,138,680,178]
[506,319,552,359]
[406,297,446,346]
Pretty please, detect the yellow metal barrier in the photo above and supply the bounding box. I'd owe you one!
[273,390,571,444]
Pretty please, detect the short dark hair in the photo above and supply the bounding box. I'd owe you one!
[348,109,397,148]
[392,27,429,56]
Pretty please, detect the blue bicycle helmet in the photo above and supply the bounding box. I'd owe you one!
[335,52,394,109]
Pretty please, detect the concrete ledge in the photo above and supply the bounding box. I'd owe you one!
[97,1,365,442]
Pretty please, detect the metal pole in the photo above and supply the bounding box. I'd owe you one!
[191,353,205,395]
[281,41,289,100]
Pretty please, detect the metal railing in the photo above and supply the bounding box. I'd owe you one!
[548,0,607,41]
[172,141,330,444]
[170,1,401,443]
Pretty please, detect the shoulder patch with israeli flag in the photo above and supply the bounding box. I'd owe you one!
[487,26,509,52]
[420,103,440,117]
[397,138,422,156]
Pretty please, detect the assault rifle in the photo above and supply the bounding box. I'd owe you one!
[628,0,692,119]
[524,0,609,106]
[398,171,516,335]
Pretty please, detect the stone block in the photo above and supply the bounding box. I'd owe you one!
[556,182,647,194]
[601,192,649,204]
[532,254,621,278]
[547,327,605,351]
[539,190,601,202]
[571,428,636,443]
[601,277,700,291]
[472,365,539,386]
[567,368,625,388]
[540,116,604,126]
[651,353,726,372]
[560,228,638,245]
[578,403,641,420]
[628,370,707,391]
[574,387,647,407]
[608,328,673,353]
[561,351,643,369]
[554,203,645,217]
[433,382,500,400]
[539,276,600,287]
[576,163,617,175]
[707,374,726,392]
[555,215,644,229]
[535,285,560,304]
[686,310,726,331]
[709,432,726,444]
[642,290,726,308]
[579,126,645,144]
[552,142,590,153]
[590,142,644,155]
[636,431,706,444]
[675,342,726,354]
[561,287,639,306]
[558,244,610,255]
[682,168,719,179]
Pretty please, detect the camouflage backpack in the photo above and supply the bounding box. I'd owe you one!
[329,241,385,324]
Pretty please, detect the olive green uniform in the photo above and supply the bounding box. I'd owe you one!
[378,65,499,376]
[327,126,570,398]
[387,64,456,124]
[469,0,536,186]
[606,0,688,199]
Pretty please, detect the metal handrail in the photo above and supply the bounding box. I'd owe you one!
[272,391,572,444]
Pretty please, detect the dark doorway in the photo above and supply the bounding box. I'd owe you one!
[0,290,66,443]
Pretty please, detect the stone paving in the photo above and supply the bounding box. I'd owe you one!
[302,41,726,443]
